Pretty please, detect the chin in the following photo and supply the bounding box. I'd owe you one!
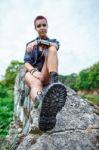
[40,34,47,38]
[40,31,47,37]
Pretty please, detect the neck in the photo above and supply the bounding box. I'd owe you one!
[38,35,47,39]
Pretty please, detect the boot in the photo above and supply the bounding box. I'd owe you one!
[39,82,67,131]
[49,72,58,84]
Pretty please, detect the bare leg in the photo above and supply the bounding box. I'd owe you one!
[41,46,58,84]
[24,72,43,101]
[47,46,58,73]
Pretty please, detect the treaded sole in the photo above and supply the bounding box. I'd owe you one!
[39,83,67,131]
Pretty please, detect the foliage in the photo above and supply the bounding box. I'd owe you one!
[4,60,23,89]
[59,62,99,91]
[88,63,99,89]
[59,73,77,90]
[65,73,77,90]
[75,62,99,90]
[0,88,13,137]
[75,69,90,90]
[0,60,22,137]
[0,82,8,98]
[81,94,99,106]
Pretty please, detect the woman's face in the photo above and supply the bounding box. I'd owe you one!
[35,19,48,38]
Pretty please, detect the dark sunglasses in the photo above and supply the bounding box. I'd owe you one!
[36,24,47,28]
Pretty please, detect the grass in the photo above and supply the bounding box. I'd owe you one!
[81,94,99,106]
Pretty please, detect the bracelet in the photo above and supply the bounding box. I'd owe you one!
[30,68,38,75]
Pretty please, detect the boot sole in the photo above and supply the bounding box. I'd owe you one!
[39,83,67,131]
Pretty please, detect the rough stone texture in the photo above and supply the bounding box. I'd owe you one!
[7,67,99,150]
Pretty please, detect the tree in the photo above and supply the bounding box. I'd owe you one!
[59,73,77,90]
[88,62,99,89]
[4,60,23,89]
[76,69,90,90]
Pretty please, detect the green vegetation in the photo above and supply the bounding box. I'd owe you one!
[59,73,77,90]
[59,62,99,91]
[81,94,99,106]
[0,60,23,138]
[76,62,99,90]
[3,60,23,89]
[59,62,99,105]
[0,88,13,137]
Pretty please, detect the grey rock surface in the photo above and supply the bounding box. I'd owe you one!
[7,67,99,150]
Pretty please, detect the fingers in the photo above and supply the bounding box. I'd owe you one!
[32,71,44,82]
[26,41,38,52]
[26,43,33,52]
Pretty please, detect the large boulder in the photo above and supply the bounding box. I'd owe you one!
[7,67,99,150]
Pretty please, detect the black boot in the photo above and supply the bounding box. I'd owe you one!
[38,73,67,131]
[49,72,58,84]
[39,82,67,131]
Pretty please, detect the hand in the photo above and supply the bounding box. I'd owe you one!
[32,71,44,82]
[26,40,38,52]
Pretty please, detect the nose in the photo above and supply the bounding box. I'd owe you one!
[41,25,45,29]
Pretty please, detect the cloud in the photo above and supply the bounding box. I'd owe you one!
[0,0,99,79]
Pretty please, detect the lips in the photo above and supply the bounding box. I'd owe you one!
[40,30,47,34]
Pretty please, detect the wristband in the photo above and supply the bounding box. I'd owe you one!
[30,68,38,75]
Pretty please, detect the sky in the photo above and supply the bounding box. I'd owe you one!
[0,0,99,79]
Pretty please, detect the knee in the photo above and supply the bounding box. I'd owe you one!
[30,78,42,88]
[48,46,57,54]
[24,73,42,88]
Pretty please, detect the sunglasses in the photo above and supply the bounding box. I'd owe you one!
[36,24,47,28]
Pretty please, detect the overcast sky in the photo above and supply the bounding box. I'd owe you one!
[0,0,99,79]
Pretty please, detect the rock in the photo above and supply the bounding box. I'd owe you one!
[16,135,39,150]
[7,66,99,150]
[17,128,22,133]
